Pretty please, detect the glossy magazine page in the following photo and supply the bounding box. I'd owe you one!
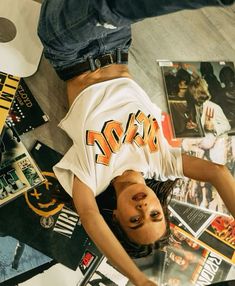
[162,224,235,286]
[159,61,235,138]
[171,135,235,215]
[170,213,235,264]
[0,125,45,206]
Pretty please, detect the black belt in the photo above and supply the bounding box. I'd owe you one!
[57,50,128,81]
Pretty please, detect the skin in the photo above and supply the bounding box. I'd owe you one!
[112,171,166,244]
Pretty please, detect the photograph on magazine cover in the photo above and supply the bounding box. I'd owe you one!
[161,224,235,286]
[170,213,235,265]
[6,79,49,135]
[170,135,235,215]
[0,125,45,206]
[0,234,52,284]
[159,61,235,138]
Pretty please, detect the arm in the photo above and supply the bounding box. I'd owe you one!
[72,176,157,286]
[182,154,235,217]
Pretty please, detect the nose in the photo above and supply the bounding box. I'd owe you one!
[136,202,148,210]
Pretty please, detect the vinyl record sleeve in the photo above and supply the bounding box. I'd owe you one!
[0,235,52,285]
[0,125,45,206]
[0,72,20,135]
[6,79,49,135]
[0,141,102,270]
[159,61,235,138]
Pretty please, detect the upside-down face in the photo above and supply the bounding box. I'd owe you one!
[188,78,211,106]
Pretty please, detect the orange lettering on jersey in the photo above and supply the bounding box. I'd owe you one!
[86,111,160,166]
[123,113,138,144]
[103,121,123,153]
[148,117,160,152]
[86,130,112,165]
[134,111,151,146]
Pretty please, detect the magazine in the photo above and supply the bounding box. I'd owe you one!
[161,112,182,148]
[159,61,235,138]
[6,79,49,135]
[0,141,102,270]
[0,72,20,135]
[0,125,45,206]
[0,235,52,285]
[19,255,129,286]
[85,257,129,286]
[169,200,216,237]
[170,213,235,265]
[171,135,235,215]
[135,250,167,286]
[162,224,235,286]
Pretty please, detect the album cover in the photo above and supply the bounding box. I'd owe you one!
[169,199,215,237]
[171,135,235,216]
[0,141,102,270]
[0,125,45,206]
[161,112,182,148]
[0,71,20,135]
[170,213,235,265]
[6,79,49,135]
[0,234,52,285]
[162,225,235,286]
[159,61,235,138]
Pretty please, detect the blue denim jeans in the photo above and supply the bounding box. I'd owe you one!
[38,0,230,81]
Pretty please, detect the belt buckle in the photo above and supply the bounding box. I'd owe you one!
[105,53,114,65]
[94,53,114,69]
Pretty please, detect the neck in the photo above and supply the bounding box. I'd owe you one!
[66,64,131,106]
[112,170,145,197]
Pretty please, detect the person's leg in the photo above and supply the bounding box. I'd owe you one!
[99,0,234,25]
[38,0,132,80]
[38,0,234,81]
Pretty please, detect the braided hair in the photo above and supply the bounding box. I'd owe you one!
[96,178,177,259]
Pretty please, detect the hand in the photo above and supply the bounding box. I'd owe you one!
[134,278,158,286]
[133,276,158,286]
[204,120,215,132]
[186,120,198,130]
[142,280,158,286]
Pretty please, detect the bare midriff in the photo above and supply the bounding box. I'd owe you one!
[66,64,131,106]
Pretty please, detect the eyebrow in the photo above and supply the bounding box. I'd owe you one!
[129,217,163,230]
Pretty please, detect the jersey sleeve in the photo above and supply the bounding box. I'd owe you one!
[53,145,96,197]
[157,121,185,181]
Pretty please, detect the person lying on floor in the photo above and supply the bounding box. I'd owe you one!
[38,1,235,285]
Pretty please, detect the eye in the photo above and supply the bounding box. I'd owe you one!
[130,216,141,223]
[150,211,160,218]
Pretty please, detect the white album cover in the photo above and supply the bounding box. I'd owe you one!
[0,0,43,77]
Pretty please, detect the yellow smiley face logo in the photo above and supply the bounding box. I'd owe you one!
[25,171,65,217]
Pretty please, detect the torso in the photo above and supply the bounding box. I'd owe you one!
[66,64,132,106]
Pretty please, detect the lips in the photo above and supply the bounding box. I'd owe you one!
[132,192,147,201]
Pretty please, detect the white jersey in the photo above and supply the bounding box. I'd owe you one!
[53,78,184,197]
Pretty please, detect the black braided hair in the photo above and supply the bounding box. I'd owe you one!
[96,178,177,259]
